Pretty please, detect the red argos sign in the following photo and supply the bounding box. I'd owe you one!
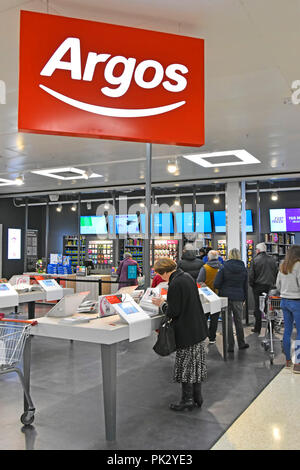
[18,11,205,146]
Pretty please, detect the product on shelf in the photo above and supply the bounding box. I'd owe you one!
[217,240,227,261]
[264,232,295,264]
[88,240,113,267]
[150,239,179,264]
[246,240,253,268]
[63,235,86,270]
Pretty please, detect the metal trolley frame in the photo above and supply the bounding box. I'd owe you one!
[259,294,283,364]
[0,314,37,425]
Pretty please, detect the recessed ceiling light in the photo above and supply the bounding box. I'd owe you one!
[31,167,103,180]
[167,160,178,174]
[15,175,24,186]
[0,177,24,187]
[182,150,260,168]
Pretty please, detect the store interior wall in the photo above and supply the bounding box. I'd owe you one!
[1,187,300,279]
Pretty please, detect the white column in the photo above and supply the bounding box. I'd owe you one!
[225,182,241,255]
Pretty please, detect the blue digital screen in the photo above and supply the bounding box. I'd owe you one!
[127,264,137,279]
[140,213,174,234]
[196,212,212,233]
[80,216,107,235]
[213,210,253,233]
[175,212,194,233]
[108,215,139,234]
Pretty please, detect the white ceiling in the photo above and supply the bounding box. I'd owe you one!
[0,0,300,195]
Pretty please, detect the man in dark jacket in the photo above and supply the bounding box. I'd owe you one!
[177,244,204,280]
[249,243,278,334]
[214,248,249,352]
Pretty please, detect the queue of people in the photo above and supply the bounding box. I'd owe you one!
[117,241,300,412]
[149,242,300,412]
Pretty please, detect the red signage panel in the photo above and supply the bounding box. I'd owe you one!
[18,11,205,146]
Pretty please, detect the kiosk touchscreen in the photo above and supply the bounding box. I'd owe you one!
[0,283,19,308]
[38,278,63,301]
[198,286,221,314]
[113,297,151,342]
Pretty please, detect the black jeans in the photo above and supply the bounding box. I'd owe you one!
[252,284,271,332]
[205,313,219,341]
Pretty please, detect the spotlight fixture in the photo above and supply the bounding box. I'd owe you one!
[271,192,279,201]
[174,198,180,206]
[104,201,110,211]
[15,175,24,186]
[86,202,92,210]
[140,201,145,208]
[167,160,178,174]
[213,194,220,204]
[71,203,77,212]
[56,204,62,213]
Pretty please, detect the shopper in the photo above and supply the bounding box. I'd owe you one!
[202,247,224,265]
[197,247,206,260]
[249,242,278,334]
[151,273,164,288]
[197,250,223,344]
[214,248,249,352]
[276,245,300,373]
[177,243,204,280]
[116,252,141,289]
[152,258,208,411]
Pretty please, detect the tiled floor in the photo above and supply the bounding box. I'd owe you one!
[212,366,300,450]
[0,305,285,450]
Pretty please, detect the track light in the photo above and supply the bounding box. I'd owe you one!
[71,203,77,212]
[15,175,24,186]
[104,201,110,210]
[86,202,92,210]
[271,192,279,201]
[174,198,180,206]
[56,204,62,212]
[213,194,220,204]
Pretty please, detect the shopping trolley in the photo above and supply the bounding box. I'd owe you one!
[0,314,37,425]
[259,294,283,365]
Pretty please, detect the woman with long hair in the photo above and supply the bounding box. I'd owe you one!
[276,245,300,373]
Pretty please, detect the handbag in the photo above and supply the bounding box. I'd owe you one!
[153,317,176,356]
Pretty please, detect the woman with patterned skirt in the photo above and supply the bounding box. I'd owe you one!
[152,258,208,411]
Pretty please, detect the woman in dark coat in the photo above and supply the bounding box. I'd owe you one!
[152,258,208,411]
[214,248,249,353]
[177,244,204,280]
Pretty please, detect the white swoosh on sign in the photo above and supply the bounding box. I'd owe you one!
[39,84,186,118]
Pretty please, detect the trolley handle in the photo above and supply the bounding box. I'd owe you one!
[0,313,37,326]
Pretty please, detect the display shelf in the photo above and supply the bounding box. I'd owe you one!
[120,238,144,273]
[264,232,295,263]
[217,240,227,261]
[150,239,179,264]
[246,239,254,268]
[63,235,86,270]
[88,240,113,267]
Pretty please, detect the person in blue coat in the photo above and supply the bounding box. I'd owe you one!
[214,248,249,353]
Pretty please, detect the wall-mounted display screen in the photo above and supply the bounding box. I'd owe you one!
[175,212,212,233]
[8,228,21,260]
[196,212,212,233]
[270,208,300,232]
[140,213,174,234]
[108,215,139,234]
[80,216,107,235]
[213,210,253,233]
[175,212,194,233]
